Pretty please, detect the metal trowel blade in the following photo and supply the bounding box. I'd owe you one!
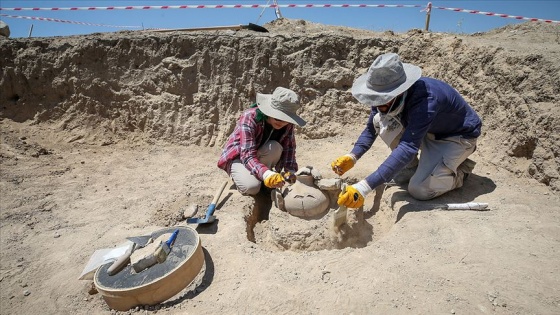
[125,235,153,248]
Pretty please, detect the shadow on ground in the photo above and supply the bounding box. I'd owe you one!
[393,174,497,222]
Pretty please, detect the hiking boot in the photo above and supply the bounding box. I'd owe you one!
[394,167,417,184]
[458,158,476,173]
[458,158,476,181]
[384,156,418,186]
[385,165,417,186]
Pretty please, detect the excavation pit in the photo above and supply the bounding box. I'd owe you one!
[245,167,377,251]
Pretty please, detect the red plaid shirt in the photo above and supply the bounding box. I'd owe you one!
[217,107,298,180]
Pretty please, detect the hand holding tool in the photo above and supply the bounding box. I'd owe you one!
[337,184,365,208]
[264,172,285,188]
[281,171,297,184]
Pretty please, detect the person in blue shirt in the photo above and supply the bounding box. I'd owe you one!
[332,53,482,207]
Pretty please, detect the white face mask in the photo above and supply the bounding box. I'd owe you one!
[374,91,407,147]
[380,91,407,118]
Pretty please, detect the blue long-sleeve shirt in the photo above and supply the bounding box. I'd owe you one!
[350,77,482,190]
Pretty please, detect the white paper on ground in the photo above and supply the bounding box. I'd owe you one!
[446,202,489,210]
[78,241,134,280]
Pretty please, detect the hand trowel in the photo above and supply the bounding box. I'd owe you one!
[332,183,348,229]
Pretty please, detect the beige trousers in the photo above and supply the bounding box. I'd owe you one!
[230,140,283,196]
[407,134,477,200]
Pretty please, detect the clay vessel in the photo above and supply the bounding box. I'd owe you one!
[280,174,330,218]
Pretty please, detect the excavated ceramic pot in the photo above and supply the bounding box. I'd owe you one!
[278,174,330,218]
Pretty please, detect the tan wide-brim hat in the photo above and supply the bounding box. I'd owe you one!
[352,53,422,106]
[256,87,307,127]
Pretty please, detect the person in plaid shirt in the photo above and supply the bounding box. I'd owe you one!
[217,87,306,195]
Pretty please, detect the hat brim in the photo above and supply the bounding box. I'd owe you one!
[256,93,307,127]
[351,63,422,106]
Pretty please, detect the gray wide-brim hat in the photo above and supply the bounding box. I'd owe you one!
[352,53,422,106]
[256,87,307,127]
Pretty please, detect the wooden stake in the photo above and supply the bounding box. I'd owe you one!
[424,2,432,32]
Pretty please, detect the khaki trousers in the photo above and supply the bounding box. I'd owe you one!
[407,134,477,200]
[230,140,283,195]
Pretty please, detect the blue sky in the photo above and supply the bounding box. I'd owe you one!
[1,1,559,38]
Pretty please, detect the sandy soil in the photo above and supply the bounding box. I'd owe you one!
[1,19,559,314]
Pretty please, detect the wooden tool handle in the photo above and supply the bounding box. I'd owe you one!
[107,245,134,276]
[211,180,229,205]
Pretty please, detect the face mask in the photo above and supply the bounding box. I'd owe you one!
[380,91,407,118]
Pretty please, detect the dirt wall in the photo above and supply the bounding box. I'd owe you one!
[1,19,558,190]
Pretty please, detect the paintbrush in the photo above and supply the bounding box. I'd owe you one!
[132,229,179,273]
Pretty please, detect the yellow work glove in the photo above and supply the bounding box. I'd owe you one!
[263,171,285,189]
[337,185,364,208]
[337,180,372,208]
[331,154,356,176]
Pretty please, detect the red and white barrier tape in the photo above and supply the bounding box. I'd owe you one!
[0,4,557,24]
[432,6,559,24]
[0,13,141,28]
[0,4,423,11]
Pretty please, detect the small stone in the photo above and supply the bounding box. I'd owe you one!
[183,204,198,219]
[23,290,30,296]
[85,281,98,295]
[316,178,342,190]
[54,232,61,238]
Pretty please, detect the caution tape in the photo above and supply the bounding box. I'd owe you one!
[0,4,557,24]
[0,13,141,28]
[432,6,559,24]
[0,4,423,11]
